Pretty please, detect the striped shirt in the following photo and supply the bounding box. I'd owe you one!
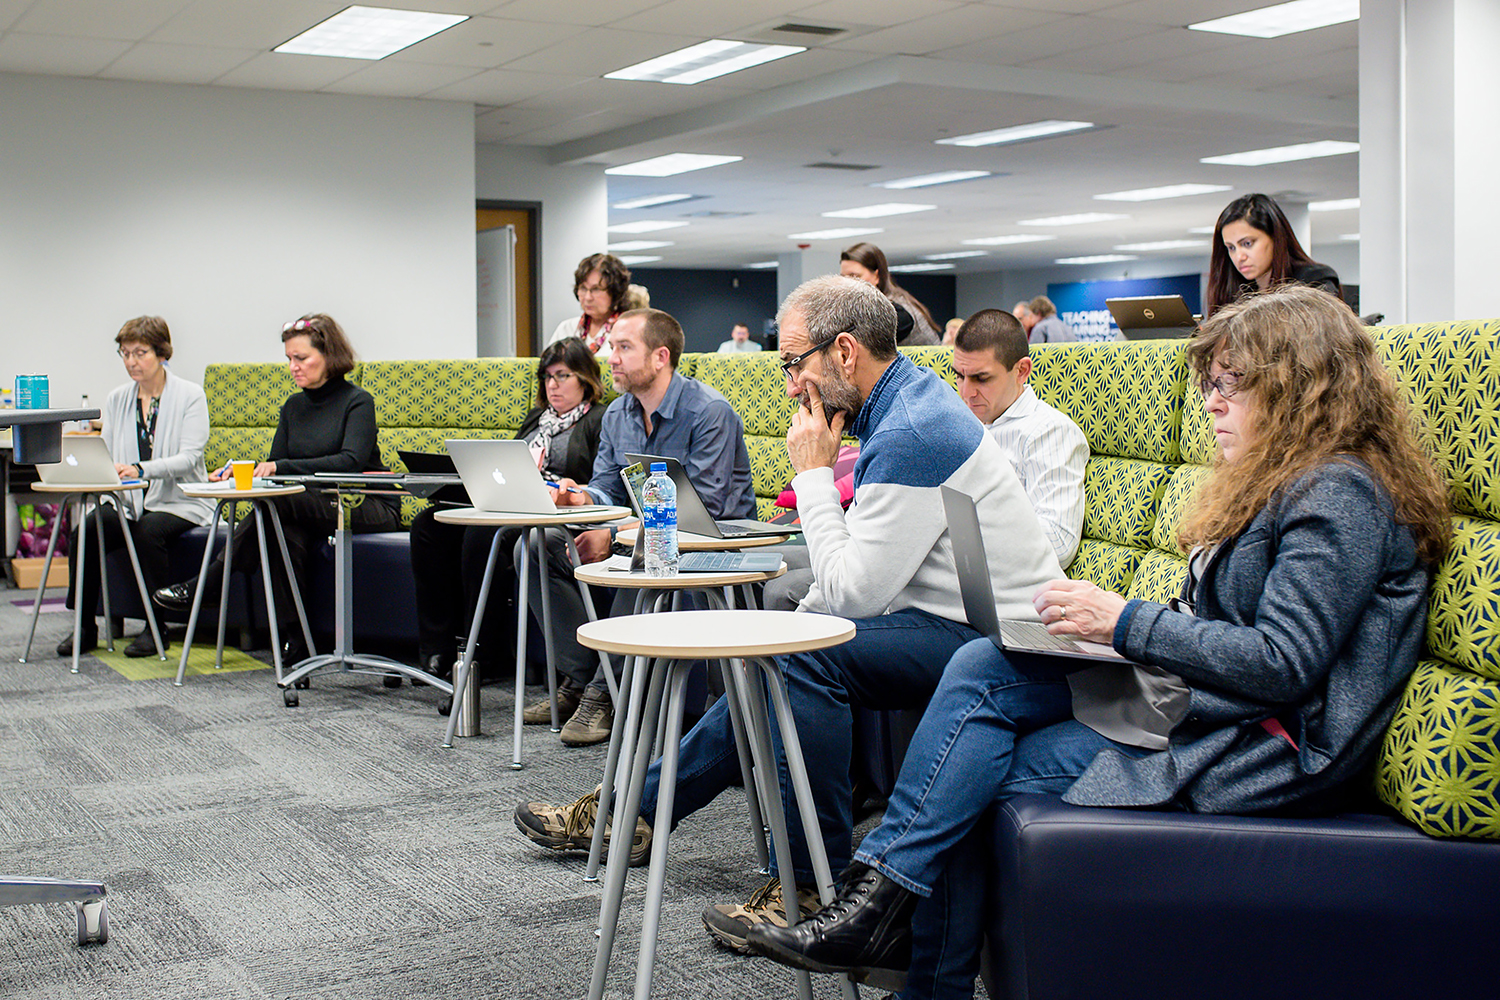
[985,385,1088,567]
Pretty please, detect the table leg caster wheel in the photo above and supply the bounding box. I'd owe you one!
[75,899,108,945]
[283,687,299,707]
[383,674,402,688]
[438,697,452,716]
[294,676,310,690]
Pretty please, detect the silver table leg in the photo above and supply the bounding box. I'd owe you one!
[19,490,69,664]
[442,521,509,750]
[110,495,165,659]
[175,499,231,685]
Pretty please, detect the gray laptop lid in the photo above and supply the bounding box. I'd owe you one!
[446,439,604,515]
[624,453,797,538]
[37,436,122,486]
[618,461,782,573]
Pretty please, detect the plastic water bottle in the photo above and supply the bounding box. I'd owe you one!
[642,461,678,577]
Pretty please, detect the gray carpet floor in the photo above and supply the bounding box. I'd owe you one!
[0,590,898,1000]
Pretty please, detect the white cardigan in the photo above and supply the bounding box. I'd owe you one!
[102,369,214,526]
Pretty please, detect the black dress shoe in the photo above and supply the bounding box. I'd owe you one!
[281,638,310,665]
[746,863,917,977]
[152,581,197,612]
[56,631,99,657]
[124,630,166,658]
[421,652,453,681]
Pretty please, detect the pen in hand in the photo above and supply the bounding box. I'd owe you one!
[545,480,586,494]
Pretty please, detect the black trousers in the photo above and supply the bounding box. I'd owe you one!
[198,490,401,629]
[64,505,195,626]
[408,505,519,671]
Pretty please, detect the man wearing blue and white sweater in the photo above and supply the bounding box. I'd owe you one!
[515,276,1061,948]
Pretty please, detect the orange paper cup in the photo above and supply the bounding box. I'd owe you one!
[231,460,254,490]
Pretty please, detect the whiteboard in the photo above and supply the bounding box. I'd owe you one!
[477,225,517,356]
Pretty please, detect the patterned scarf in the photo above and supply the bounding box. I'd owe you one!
[531,400,591,475]
[579,313,619,354]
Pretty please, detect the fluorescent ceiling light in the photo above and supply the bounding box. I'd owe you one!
[612,193,695,210]
[1189,0,1358,39]
[606,154,742,177]
[1095,183,1231,202]
[1113,240,1209,251]
[1339,233,1360,241]
[1310,198,1360,211]
[607,220,689,234]
[1201,140,1359,166]
[874,170,992,190]
[605,240,674,252]
[617,256,663,265]
[922,250,988,260]
[936,120,1093,148]
[274,6,467,60]
[960,234,1055,246]
[787,227,884,240]
[1056,255,1138,265]
[822,203,935,219]
[745,261,780,269]
[1016,213,1129,226]
[889,263,954,273]
[1188,226,1216,234]
[605,39,804,85]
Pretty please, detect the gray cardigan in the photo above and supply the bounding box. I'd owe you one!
[102,369,214,526]
[1065,460,1430,814]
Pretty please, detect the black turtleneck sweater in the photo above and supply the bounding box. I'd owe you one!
[267,375,385,476]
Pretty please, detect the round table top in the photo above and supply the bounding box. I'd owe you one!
[433,505,630,527]
[30,481,149,494]
[615,527,791,551]
[574,558,786,589]
[576,609,854,658]
[180,483,306,499]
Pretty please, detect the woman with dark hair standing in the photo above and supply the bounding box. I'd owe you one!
[154,313,398,662]
[57,316,214,658]
[1207,192,1341,317]
[546,253,632,356]
[840,242,941,346]
[749,285,1448,998]
[407,338,608,705]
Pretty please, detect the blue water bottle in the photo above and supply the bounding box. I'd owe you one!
[642,462,678,577]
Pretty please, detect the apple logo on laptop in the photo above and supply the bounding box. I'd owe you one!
[65,454,79,466]
[491,468,506,486]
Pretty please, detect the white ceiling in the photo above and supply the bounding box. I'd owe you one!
[0,0,1363,271]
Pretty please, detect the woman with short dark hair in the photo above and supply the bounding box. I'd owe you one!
[546,253,633,356]
[1207,192,1341,318]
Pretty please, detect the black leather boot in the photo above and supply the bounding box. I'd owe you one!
[746,862,917,976]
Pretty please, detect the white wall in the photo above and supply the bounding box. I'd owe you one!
[0,72,476,408]
[474,144,607,339]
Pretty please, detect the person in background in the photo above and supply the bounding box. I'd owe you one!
[1014,296,1076,344]
[545,253,632,356]
[952,309,1087,567]
[622,283,651,311]
[57,316,214,658]
[840,242,940,346]
[406,338,607,709]
[154,314,399,663]
[1207,192,1341,318]
[942,318,963,346]
[747,284,1448,1000]
[717,323,762,353]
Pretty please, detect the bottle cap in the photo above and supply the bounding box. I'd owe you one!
[650,462,667,474]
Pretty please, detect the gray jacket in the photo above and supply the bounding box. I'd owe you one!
[102,369,214,527]
[1065,459,1429,813]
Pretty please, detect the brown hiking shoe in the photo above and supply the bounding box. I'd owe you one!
[558,687,613,746]
[522,680,584,725]
[513,786,651,866]
[702,878,820,954]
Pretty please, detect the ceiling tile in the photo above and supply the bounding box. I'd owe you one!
[1099,0,1268,27]
[321,60,483,98]
[12,0,192,40]
[386,15,577,70]
[498,25,705,74]
[211,51,364,91]
[1017,25,1241,75]
[610,0,820,35]
[425,67,590,105]
[475,104,568,141]
[98,41,258,83]
[0,0,28,31]
[148,1,345,49]
[829,4,1054,55]
[0,32,130,74]
[506,109,647,145]
[781,0,963,30]
[487,0,664,28]
[956,14,1166,64]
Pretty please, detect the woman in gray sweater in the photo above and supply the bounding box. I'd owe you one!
[749,285,1451,999]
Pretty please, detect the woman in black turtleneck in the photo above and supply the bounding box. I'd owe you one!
[154,313,398,661]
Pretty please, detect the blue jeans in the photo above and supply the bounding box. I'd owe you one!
[638,608,980,881]
[853,638,1146,1000]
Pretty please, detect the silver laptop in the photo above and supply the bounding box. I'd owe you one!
[618,463,783,574]
[624,453,798,539]
[941,485,1127,664]
[36,436,124,486]
[445,439,606,515]
[1105,295,1198,340]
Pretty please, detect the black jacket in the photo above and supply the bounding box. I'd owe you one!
[514,402,606,484]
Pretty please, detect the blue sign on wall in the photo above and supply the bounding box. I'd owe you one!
[1047,274,1202,341]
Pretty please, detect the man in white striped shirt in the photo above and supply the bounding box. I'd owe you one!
[953,309,1088,567]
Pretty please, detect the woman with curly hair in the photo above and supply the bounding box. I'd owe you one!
[546,253,632,356]
[749,284,1449,999]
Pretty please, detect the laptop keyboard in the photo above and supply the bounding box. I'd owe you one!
[1001,619,1089,653]
[680,552,752,572]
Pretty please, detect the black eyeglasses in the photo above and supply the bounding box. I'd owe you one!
[1199,370,1246,399]
[780,328,853,377]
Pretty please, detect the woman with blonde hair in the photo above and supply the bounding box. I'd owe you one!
[750,284,1448,998]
